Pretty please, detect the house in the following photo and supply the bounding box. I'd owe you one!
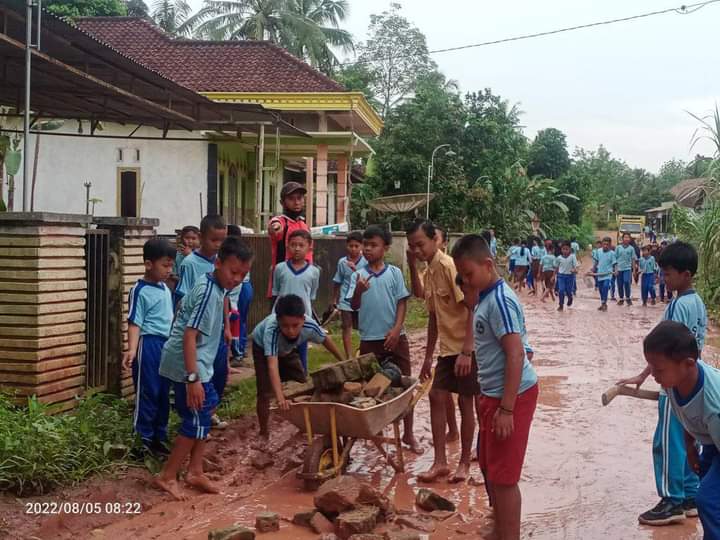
[670,178,712,210]
[644,201,675,235]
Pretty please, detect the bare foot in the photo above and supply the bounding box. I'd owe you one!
[153,476,187,501]
[446,430,460,443]
[449,461,470,483]
[185,472,221,494]
[251,434,270,452]
[468,476,485,486]
[417,464,450,483]
[402,435,424,455]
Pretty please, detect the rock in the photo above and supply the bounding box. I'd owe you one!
[293,395,313,403]
[383,532,425,540]
[394,514,436,533]
[208,524,255,540]
[291,510,316,529]
[251,453,274,470]
[350,397,377,409]
[363,373,392,398]
[415,488,456,512]
[356,484,394,517]
[314,476,362,514]
[335,506,380,539]
[312,364,347,391]
[356,353,381,379]
[340,359,363,381]
[310,512,336,534]
[282,380,314,398]
[343,382,363,396]
[378,387,404,402]
[254,512,279,533]
[348,535,384,540]
[429,510,455,521]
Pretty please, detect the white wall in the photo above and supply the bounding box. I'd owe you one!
[11,123,209,234]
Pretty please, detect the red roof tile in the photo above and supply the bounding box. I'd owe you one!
[74,17,345,93]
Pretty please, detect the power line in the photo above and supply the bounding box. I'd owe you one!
[340,0,720,67]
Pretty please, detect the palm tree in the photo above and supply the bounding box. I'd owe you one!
[184,0,353,74]
[152,0,192,35]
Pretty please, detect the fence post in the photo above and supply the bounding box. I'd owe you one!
[0,212,92,413]
[94,217,159,398]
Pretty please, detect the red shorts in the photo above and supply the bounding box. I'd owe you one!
[478,384,538,486]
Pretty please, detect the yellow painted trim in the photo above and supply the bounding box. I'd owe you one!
[201,91,383,136]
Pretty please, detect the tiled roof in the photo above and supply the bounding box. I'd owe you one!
[74,17,345,93]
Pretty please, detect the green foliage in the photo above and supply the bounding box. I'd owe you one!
[527,128,570,180]
[151,0,191,34]
[333,63,381,111]
[547,220,595,249]
[126,0,150,16]
[45,0,127,17]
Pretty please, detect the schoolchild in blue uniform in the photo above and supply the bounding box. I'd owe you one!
[332,231,367,358]
[173,225,200,276]
[639,245,658,306]
[226,225,253,367]
[554,242,578,311]
[591,240,602,291]
[615,232,638,306]
[513,240,531,292]
[593,237,617,312]
[527,238,544,295]
[122,238,175,456]
[540,240,556,302]
[643,321,720,538]
[658,241,673,302]
[155,237,252,501]
[618,242,705,526]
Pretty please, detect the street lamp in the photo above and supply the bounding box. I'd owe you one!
[426,144,456,218]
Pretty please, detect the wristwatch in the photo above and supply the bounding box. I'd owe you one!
[185,372,199,383]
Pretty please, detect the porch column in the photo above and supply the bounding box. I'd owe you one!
[336,155,348,225]
[315,144,329,226]
[305,157,314,227]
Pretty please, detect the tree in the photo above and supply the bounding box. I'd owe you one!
[125,0,150,17]
[657,159,687,191]
[357,3,435,118]
[527,128,571,179]
[45,0,127,17]
[151,0,191,35]
[333,64,381,110]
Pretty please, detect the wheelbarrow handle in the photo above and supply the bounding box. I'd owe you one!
[410,376,433,409]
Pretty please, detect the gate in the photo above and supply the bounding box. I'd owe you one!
[85,229,110,392]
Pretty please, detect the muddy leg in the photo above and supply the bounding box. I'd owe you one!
[493,483,521,540]
[418,389,450,482]
[154,435,195,501]
[450,394,476,483]
[402,406,423,455]
[186,439,220,494]
[257,393,271,438]
[446,393,459,442]
[341,312,353,359]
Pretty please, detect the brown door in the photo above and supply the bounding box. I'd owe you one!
[119,169,138,217]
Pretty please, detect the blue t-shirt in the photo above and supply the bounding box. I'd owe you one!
[541,253,556,272]
[595,249,617,281]
[514,247,531,266]
[615,245,637,272]
[472,279,537,398]
[227,273,250,311]
[127,279,173,337]
[508,246,520,261]
[346,264,410,341]
[668,361,720,448]
[175,250,216,300]
[272,261,320,318]
[639,255,657,274]
[173,252,186,275]
[252,313,326,357]
[490,237,497,257]
[332,255,367,312]
[160,273,226,383]
[663,289,707,353]
[571,241,580,254]
[555,254,578,275]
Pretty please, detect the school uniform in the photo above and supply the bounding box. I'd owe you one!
[159,273,226,440]
[591,248,600,289]
[595,249,617,305]
[251,314,326,395]
[228,274,253,359]
[490,237,498,258]
[508,245,519,272]
[540,253,556,289]
[528,246,544,288]
[659,268,673,302]
[473,279,538,486]
[346,264,411,376]
[332,255,367,312]
[667,361,720,538]
[554,254,578,307]
[639,255,658,304]
[571,241,580,254]
[614,244,638,300]
[127,279,174,446]
[653,290,707,506]
[267,213,313,298]
[272,261,321,370]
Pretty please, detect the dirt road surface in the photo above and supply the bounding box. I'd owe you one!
[5,270,714,539]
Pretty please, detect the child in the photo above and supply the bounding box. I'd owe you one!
[332,231,367,358]
[642,321,720,537]
[617,241,705,525]
[554,242,578,311]
[174,225,200,275]
[615,232,638,306]
[528,237,544,296]
[267,181,313,300]
[640,245,658,307]
[347,225,420,454]
[406,219,479,484]
[593,237,617,312]
[570,237,580,256]
[591,240,602,291]
[252,294,345,442]
[540,240,556,303]
[122,238,175,456]
[507,239,520,282]
[226,225,253,366]
[155,237,252,501]
[272,229,320,370]
[451,234,538,540]
[513,240,530,292]
[658,241,673,302]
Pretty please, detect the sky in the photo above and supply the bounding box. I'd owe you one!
[185,0,719,173]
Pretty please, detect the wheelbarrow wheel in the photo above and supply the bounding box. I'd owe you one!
[302,435,343,491]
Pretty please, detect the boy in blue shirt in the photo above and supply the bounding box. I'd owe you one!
[640,245,658,307]
[347,225,419,454]
[173,225,200,275]
[226,225,253,367]
[155,237,252,501]
[451,234,538,540]
[332,231,366,358]
[122,238,175,456]
[554,242,579,311]
[618,241,705,525]
[593,237,617,312]
[643,321,720,537]
[615,232,638,306]
[253,295,344,442]
[591,240,602,291]
[540,239,556,302]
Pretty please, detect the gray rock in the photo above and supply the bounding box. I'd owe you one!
[207,524,255,540]
[415,488,456,512]
[254,511,279,533]
[314,476,362,514]
[336,506,381,539]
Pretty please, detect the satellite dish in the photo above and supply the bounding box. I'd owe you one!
[368,193,436,213]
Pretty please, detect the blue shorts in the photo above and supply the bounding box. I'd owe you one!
[173,382,219,440]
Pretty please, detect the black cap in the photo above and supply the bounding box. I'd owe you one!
[280,181,307,199]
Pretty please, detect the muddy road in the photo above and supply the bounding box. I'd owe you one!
[6,274,714,539]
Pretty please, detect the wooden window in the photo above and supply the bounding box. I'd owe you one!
[117,168,140,217]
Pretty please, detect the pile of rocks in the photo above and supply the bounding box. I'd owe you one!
[281,354,415,409]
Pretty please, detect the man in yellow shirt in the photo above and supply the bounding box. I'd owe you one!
[407,219,480,483]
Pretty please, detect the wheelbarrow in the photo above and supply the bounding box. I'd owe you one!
[276,376,431,490]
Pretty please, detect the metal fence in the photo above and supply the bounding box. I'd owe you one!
[85,229,110,392]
